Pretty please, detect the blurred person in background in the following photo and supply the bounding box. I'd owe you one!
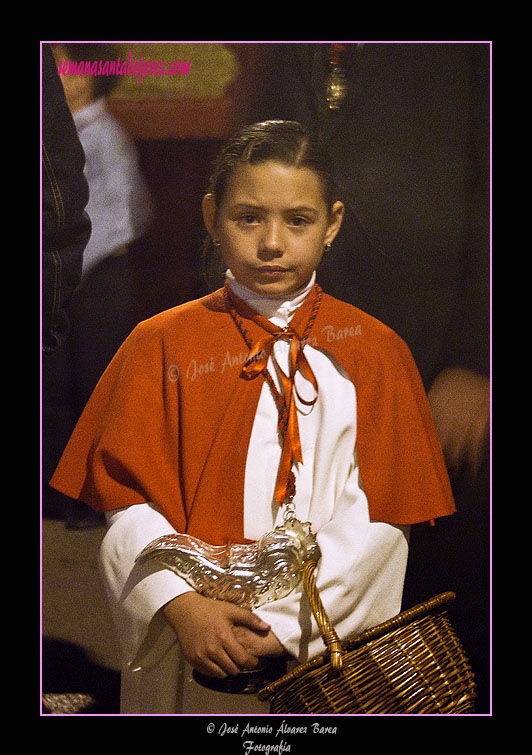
[51,42,155,528]
[42,42,91,521]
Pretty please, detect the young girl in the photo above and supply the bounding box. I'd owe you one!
[51,120,455,714]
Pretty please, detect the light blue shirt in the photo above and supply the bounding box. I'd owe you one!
[74,98,153,275]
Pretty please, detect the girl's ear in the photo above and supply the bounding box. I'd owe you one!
[325,201,345,246]
[202,193,217,239]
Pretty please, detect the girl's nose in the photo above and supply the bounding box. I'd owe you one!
[259,221,283,255]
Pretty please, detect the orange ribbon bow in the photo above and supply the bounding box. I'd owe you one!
[242,327,319,506]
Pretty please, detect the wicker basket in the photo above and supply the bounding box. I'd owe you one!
[258,562,476,714]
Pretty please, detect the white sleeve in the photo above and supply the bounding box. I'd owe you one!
[254,467,410,664]
[98,503,192,670]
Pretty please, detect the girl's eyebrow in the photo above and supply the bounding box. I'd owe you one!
[286,205,319,215]
[231,202,262,210]
[231,202,319,215]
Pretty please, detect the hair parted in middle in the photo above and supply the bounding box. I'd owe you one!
[206,120,339,212]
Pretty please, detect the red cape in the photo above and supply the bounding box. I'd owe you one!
[51,287,455,544]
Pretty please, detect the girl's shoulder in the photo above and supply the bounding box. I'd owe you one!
[319,291,403,345]
[133,288,227,334]
[120,289,236,363]
[318,292,424,396]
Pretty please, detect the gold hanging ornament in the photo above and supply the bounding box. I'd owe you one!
[326,43,349,110]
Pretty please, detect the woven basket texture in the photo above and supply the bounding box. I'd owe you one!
[259,593,476,714]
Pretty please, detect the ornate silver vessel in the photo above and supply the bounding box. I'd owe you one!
[136,516,321,609]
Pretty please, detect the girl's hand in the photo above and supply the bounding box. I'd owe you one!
[161,592,273,678]
[232,624,285,658]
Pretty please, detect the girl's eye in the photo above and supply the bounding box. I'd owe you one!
[240,214,258,224]
[290,216,309,227]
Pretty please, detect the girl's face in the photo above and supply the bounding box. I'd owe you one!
[203,161,344,297]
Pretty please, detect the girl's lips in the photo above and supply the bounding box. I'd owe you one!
[257,266,289,273]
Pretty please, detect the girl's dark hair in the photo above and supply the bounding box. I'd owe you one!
[203,120,339,289]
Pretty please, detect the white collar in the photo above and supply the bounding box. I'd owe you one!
[226,270,316,327]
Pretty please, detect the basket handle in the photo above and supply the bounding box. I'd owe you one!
[301,560,343,675]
